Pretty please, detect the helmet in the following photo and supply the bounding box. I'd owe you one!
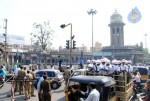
[121,59,126,63]
[101,58,106,63]
[96,59,101,64]
[105,59,110,64]
[87,60,91,63]
[112,59,117,64]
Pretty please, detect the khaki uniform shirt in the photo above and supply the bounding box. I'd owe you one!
[24,73,33,85]
[31,72,36,80]
[64,69,71,79]
[17,70,26,80]
[40,80,52,93]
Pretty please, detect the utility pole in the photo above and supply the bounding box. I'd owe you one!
[3,19,7,68]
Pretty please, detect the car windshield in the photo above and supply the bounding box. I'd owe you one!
[72,71,81,77]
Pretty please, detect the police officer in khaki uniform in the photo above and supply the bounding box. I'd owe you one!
[24,70,33,100]
[40,75,52,101]
[64,66,71,86]
[17,66,26,95]
[30,69,36,97]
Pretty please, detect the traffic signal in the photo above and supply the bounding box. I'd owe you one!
[66,40,69,49]
[60,24,66,28]
[73,40,76,49]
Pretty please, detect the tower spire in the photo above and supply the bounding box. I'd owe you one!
[115,9,117,13]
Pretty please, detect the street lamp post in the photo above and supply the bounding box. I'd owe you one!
[144,33,148,63]
[144,34,148,49]
[87,9,97,59]
[60,23,72,68]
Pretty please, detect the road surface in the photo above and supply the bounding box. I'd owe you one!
[0,81,65,101]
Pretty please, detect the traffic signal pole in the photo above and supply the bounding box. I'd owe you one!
[70,24,72,68]
[60,23,72,68]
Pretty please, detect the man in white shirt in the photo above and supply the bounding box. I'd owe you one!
[14,66,20,77]
[2,64,6,71]
[13,65,20,92]
[120,59,128,74]
[113,61,121,75]
[85,82,100,101]
[133,72,141,88]
[126,60,133,83]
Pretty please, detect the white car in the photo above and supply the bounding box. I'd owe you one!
[35,69,64,89]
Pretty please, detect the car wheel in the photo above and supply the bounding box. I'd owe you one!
[51,81,59,89]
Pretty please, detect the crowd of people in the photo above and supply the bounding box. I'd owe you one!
[86,58,133,76]
[13,65,36,100]
[13,65,54,101]
[0,57,148,101]
[69,82,100,101]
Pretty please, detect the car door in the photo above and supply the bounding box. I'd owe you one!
[36,71,44,79]
[47,71,55,79]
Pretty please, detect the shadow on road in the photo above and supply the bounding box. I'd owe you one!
[0,91,10,96]
[52,89,64,93]
[0,97,11,101]
[15,96,26,101]
[57,96,65,101]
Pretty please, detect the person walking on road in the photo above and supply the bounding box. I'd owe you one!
[37,72,47,101]
[17,66,26,95]
[64,66,71,86]
[40,75,52,101]
[24,70,33,100]
[14,64,20,92]
[23,67,27,75]
[30,69,36,97]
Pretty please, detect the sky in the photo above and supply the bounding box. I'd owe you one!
[0,0,150,50]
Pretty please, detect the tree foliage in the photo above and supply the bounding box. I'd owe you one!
[31,21,54,52]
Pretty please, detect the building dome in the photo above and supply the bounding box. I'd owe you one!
[110,10,123,23]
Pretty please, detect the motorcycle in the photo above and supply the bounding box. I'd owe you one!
[0,76,5,88]
[133,82,146,100]
[0,69,7,88]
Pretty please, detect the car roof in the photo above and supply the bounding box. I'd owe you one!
[133,66,148,69]
[74,69,88,72]
[133,66,146,68]
[69,75,116,87]
[36,69,59,72]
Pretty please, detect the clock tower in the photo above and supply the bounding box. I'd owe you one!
[109,10,125,47]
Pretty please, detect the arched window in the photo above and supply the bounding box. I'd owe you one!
[113,28,115,34]
[117,28,119,33]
